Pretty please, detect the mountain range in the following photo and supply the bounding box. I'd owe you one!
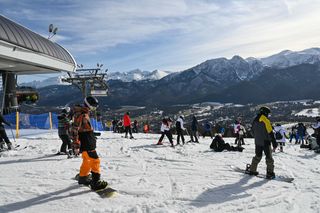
[35,47,320,108]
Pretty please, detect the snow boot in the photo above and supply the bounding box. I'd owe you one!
[6,142,12,150]
[90,172,108,191]
[156,141,163,145]
[245,164,259,176]
[78,175,92,186]
[0,142,5,150]
[266,172,275,179]
[238,147,244,152]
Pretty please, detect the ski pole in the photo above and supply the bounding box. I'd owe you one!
[9,126,16,144]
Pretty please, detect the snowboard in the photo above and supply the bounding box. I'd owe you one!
[0,145,27,153]
[230,165,294,183]
[74,174,117,198]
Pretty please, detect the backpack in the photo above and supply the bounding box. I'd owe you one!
[275,131,282,140]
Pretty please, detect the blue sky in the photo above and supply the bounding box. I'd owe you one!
[1,0,320,82]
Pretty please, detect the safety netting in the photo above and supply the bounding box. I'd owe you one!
[4,113,105,131]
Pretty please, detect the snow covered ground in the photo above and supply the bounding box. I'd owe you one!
[1,130,320,213]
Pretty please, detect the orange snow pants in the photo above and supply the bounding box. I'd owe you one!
[79,151,101,176]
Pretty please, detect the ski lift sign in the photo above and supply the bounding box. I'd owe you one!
[90,89,108,96]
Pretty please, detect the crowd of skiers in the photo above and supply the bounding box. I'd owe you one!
[55,102,320,183]
[3,98,320,186]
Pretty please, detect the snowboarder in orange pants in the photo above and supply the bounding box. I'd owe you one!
[71,96,108,191]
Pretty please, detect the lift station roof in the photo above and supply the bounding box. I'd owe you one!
[0,15,76,74]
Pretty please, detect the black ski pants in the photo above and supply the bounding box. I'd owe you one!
[0,128,10,144]
[158,131,173,144]
[250,144,274,173]
[59,134,72,153]
[191,130,198,142]
[124,126,133,138]
[176,129,185,144]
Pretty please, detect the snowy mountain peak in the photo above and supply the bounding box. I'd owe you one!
[108,69,171,82]
[19,76,70,88]
[261,47,320,68]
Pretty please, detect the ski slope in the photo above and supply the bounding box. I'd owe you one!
[0,130,319,213]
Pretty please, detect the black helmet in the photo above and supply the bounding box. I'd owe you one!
[84,96,99,110]
[316,116,320,121]
[259,106,271,116]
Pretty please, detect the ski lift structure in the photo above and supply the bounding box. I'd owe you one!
[16,86,39,104]
[62,63,109,97]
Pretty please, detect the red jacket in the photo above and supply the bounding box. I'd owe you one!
[123,114,131,127]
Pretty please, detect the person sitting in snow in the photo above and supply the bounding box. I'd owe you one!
[0,113,12,150]
[210,134,244,152]
[71,96,108,191]
[157,118,174,147]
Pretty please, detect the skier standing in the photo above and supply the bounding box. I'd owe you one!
[57,107,73,155]
[274,123,287,152]
[297,123,306,145]
[247,106,277,179]
[0,113,12,150]
[157,118,174,147]
[132,120,138,133]
[289,125,298,143]
[71,96,108,190]
[237,123,246,147]
[203,121,213,138]
[191,115,199,143]
[234,120,240,145]
[123,112,134,139]
[311,116,320,148]
[176,115,185,145]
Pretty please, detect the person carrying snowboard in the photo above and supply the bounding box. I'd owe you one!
[0,113,12,150]
[71,96,108,190]
[247,106,277,179]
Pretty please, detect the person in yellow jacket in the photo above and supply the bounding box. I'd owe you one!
[71,96,108,190]
[246,106,277,179]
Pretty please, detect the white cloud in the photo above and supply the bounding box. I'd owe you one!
[2,0,320,72]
